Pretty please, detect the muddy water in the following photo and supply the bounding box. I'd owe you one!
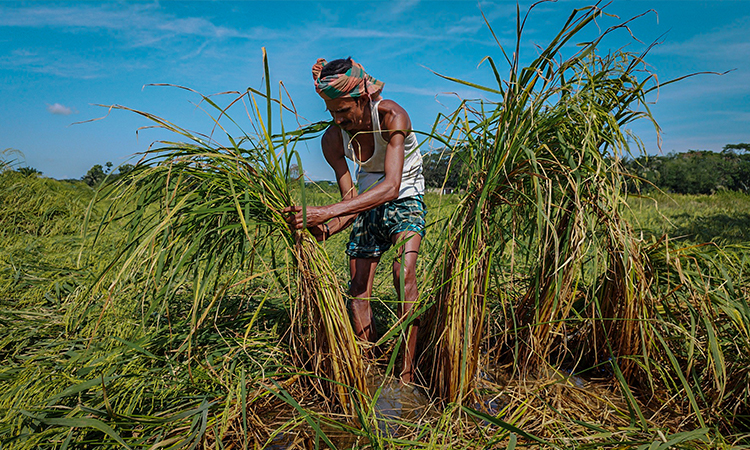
[259,366,438,449]
[366,368,437,436]
[260,364,609,448]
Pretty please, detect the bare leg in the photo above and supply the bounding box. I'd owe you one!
[392,231,422,384]
[349,257,380,346]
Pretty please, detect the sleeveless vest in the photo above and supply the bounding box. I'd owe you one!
[341,99,425,199]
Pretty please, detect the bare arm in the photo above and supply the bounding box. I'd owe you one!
[318,127,359,236]
[285,101,411,231]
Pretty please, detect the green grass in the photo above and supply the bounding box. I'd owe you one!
[2,164,748,448]
[627,190,750,245]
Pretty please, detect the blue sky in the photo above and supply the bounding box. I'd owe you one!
[1,1,748,181]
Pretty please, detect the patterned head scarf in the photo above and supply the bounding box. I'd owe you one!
[311,58,384,100]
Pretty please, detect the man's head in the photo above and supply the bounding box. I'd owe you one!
[312,57,383,131]
[319,58,353,79]
[311,57,383,101]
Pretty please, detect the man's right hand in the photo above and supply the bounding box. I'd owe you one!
[309,223,327,242]
[282,206,331,242]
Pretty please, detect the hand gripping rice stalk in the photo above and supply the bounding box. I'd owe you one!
[92,49,366,413]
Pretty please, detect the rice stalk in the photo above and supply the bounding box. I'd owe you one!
[421,2,667,404]
[0,148,23,173]
[83,50,366,413]
[640,236,750,431]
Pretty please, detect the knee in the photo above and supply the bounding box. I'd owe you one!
[350,296,370,315]
[349,276,369,298]
[392,264,416,286]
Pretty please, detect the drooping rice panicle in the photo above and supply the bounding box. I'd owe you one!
[78,49,366,413]
[421,3,667,404]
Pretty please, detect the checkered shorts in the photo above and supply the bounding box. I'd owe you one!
[346,195,426,259]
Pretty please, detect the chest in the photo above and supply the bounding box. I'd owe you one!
[346,118,388,164]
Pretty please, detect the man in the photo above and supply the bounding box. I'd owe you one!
[283,57,426,384]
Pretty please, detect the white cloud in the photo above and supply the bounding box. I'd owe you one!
[0,49,125,79]
[388,83,485,105]
[389,0,420,15]
[0,3,260,79]
[650,72,750,104]
[446,15,485,35]
[314,26,424,40]
[47,103,75,115]
[0,3,244,39]
[0,3,274,56]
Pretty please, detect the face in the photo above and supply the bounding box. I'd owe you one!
[324,97,368,132]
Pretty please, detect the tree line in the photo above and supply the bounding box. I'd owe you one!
[13,161,135,187]
[12,143,750,194]
[623,144,750,194]
[421,144,750,195]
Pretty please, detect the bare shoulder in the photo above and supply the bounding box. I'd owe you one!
[321,125,344,158]
[377,99,412,134]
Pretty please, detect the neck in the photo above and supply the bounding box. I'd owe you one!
[352,100,373,133]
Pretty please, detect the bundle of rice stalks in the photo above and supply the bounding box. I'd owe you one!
[421,188,492,404]
[85,50,366,413]
[290,233,366,411]
[638,237,750,432]
[421,2,672,404]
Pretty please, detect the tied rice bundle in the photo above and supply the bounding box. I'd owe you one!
[92,50,366,413]
[421,4,665,404]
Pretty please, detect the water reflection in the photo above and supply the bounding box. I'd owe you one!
[367,368,434,436]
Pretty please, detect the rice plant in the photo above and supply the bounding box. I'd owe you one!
[86,50,367,415]
[420,3,673,404]
[417,5,750,444]
[0,148,21,172]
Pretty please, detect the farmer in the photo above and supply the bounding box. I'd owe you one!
[283,57,426,384]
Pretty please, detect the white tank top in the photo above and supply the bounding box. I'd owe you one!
[341,99,425,199]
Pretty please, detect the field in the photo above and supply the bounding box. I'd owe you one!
[1,166,748,448]
[2,4,750,448]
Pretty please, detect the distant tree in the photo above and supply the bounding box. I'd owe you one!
[624,147,750,194]
[82,164,106,187]
[722,144,750,191]
[422,149,465,191]
[17,166,42,177]
[289,164,302,181]
[117,164,135,175]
